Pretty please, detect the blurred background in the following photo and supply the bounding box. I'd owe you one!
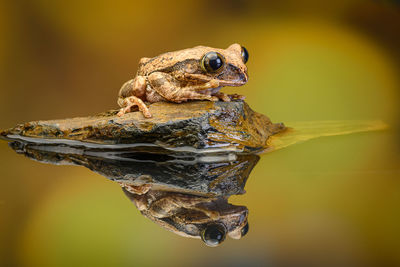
[0,0,399,266]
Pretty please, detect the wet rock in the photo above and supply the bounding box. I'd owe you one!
[1,101,285,153]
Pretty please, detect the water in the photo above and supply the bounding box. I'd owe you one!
[1,128,399,266]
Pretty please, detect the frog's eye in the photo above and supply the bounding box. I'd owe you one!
[241,46,249,64]
[201,52,225,73]
[241,222,249,237]
[201,223,226,247]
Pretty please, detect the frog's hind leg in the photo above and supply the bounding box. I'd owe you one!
[118,76,147,99]
[117,76,151,117]
[117,96,152,118]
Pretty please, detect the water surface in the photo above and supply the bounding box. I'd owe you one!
[1,128,399,266]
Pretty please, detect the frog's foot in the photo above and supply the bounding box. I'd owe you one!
[119,183,152,195]
[117,96,152,118]
[228,94,245,101]
[214,92,231,102]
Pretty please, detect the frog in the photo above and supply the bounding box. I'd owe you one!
[121,184,249,247]
[117,43,249,117]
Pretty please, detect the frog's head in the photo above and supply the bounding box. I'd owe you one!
[198,204,249,247]
[159,201,249,247]
[152,196,249,247]
[197,43,249,86]
[123,188,249,247]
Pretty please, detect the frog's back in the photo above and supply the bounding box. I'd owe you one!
[137,46,212,76]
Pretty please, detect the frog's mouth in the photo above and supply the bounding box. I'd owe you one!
[218,80,247,87]
[216,65,248,86]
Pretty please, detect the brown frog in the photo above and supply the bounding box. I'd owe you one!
[117,44,249,117]
[122,184,249,247]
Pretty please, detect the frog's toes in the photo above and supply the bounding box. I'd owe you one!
[142,109,152,118]
[121,184,152,195]
[229,94,245,100]
[117,107,130,117]
[215,93,231,102]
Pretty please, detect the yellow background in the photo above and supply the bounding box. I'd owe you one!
[0,0,399,266]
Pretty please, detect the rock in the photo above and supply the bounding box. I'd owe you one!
[1,101,285,153]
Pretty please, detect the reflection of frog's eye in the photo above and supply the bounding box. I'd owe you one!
[201,223,226,247]
[241,46,249,63]
[241,222,249,237]
[201,52,225,73]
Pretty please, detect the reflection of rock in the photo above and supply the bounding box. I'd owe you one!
[9,141,259,197]
[1,101,285,153]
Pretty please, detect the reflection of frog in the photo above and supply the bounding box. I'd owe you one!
[122,184,249,247]
[117,44,249,117]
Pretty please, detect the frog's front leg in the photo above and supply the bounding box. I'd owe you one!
[183,73,245,102]
[227,93,246,100]
[213,92,246,102]
[117,76,152,118]
[148,72,219,102]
